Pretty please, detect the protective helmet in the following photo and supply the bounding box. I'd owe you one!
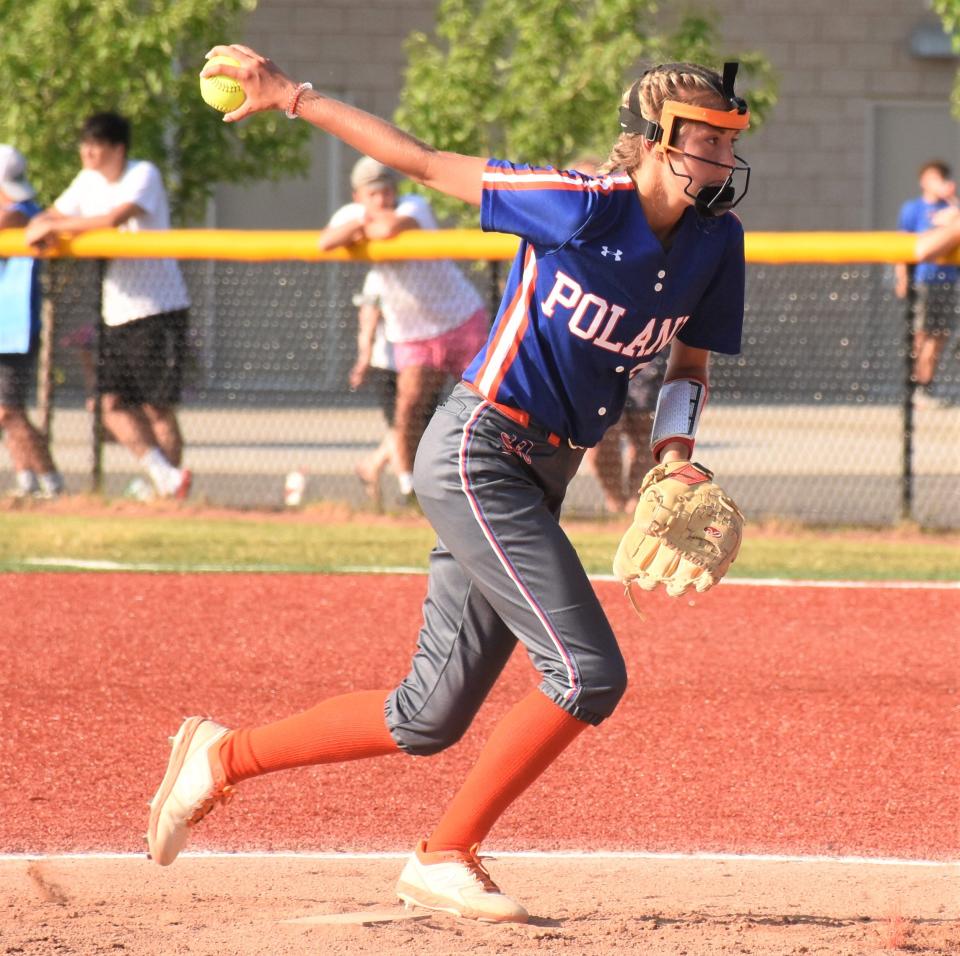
[619,62,751,216]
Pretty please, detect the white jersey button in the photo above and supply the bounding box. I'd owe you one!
[654,282,663,292]
[598,407,607,415]
[615,365,625,373]
[657,269,666,278]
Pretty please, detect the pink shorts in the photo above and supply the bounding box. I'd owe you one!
[393,309,489,375]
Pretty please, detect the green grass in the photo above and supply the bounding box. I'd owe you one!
[1,509,958,580]
[572,530,960,581]
[0,513,436,572]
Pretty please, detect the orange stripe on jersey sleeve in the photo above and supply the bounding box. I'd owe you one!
[482,165,634,193]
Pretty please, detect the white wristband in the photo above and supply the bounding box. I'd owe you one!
[650,377,708,461]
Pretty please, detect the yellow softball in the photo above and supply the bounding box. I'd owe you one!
[200,55,246,113]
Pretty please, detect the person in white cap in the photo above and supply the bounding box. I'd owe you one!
[0,145,64,499]
[322,156,488,503]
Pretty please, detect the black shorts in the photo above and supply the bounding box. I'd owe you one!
[365,366,441,432]
[625,358,666,413]
[97,310,188,407]
[0,340,37,408]
[367,366,398,426]
[912,283,958,336]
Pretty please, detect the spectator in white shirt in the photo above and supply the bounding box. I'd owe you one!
[26,113,191,499]
[321,157,488,501]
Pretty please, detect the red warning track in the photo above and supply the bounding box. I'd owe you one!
[1,573,956,860]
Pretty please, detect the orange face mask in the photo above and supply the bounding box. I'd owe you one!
[655,100,751,151]
[619,62,752,216]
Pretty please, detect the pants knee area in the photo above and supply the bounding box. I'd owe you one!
[386,689,475,757]
[606,660,629,713]
[612,659,629,702]
[607,670,629,716]
[391,723,468,757]
[580,661,629,722]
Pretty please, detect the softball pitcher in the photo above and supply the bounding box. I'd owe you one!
[146,47,750,923]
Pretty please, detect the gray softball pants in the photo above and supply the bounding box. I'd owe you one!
[385,383,628,756]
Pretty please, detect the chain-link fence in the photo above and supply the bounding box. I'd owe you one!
[8,239,960,527]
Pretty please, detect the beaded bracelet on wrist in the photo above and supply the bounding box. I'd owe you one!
[284,82,313,119]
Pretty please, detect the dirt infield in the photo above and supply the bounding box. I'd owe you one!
[1,572,957,953]
[4,856,958,955]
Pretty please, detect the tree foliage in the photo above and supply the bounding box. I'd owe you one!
[933,0,960,118]
[395,0,777,224]
[0,0,309,224]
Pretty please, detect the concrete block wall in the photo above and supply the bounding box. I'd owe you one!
[714,0,956,229]
[216,0,957,231]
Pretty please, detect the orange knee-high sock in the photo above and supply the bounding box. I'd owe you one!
[425,689,589,853]
[218,689,399,784]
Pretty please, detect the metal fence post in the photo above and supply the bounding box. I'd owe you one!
[37,268,55,440]
[900,292,914,522]
[488,260,501,318]
[91,259,106,494]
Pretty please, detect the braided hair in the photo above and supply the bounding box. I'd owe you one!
[597,63,728,176]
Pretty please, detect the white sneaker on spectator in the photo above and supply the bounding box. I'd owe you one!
[10,470,39,499]
[142,449,191,499]
[37,472,64,499]
[124,477,156,502]
[913,389,947,410]
[149,467,192,500]
[172,468,192,500]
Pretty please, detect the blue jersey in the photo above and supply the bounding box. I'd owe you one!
[465,160,744,447]
[898,196,959,284]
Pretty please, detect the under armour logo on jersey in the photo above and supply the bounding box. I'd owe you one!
[500,432,534,465]
[601,246,623,261]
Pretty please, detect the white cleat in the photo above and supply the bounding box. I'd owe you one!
[396,840,528,923]
[146,716,233,866]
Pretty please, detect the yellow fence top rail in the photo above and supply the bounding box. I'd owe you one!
[0,228,957,264]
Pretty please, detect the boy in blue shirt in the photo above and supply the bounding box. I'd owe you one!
[896,160,959,408]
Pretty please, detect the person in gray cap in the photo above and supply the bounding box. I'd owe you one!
[330,158,403,501]
[0,145,64,499]
[323,155,487,503]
